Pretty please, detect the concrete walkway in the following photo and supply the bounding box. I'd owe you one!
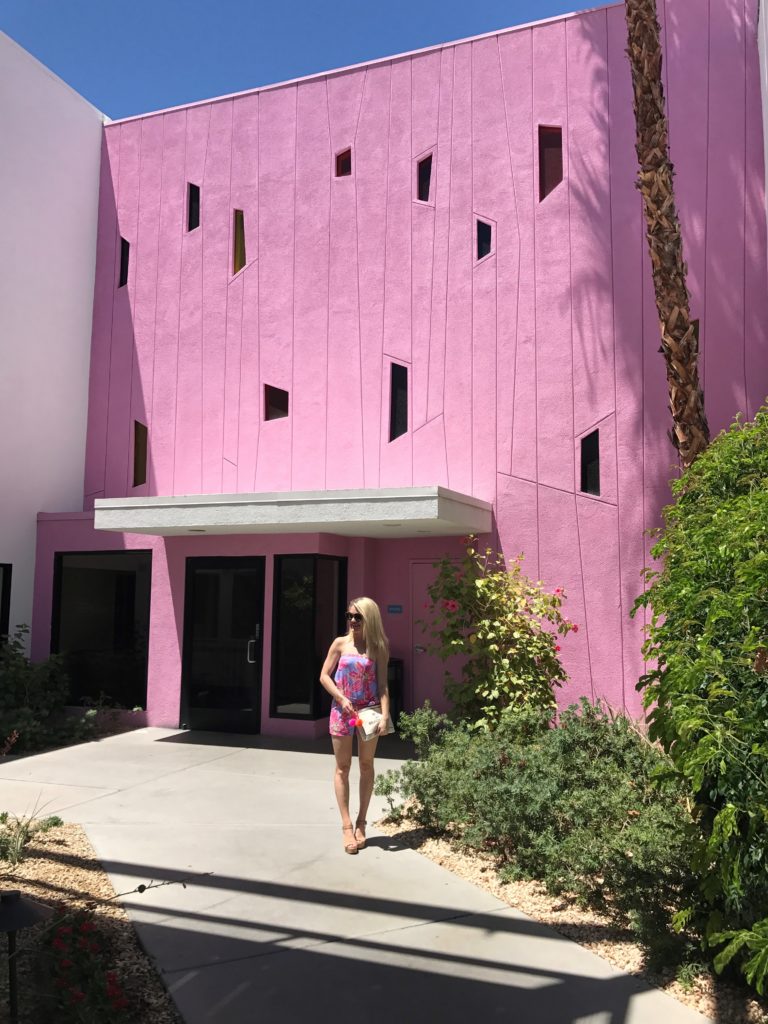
[0,729,711,1024]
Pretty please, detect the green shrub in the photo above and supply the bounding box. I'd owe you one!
[420,538,576,730]
[0,627,92,754]
[378,700,696,963]
[0,810,63,866]
[634,406,768,990]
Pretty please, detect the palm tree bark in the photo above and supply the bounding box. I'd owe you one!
[625,0,710,468]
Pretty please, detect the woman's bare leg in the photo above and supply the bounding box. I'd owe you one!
[332,736,356,851]
[355,735,379,846]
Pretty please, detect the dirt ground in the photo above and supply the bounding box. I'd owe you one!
[375,815,768,1024]
[0,823,182,1024]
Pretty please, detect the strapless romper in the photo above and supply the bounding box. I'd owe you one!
[329,653,379,737]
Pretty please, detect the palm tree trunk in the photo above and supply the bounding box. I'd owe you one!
[625,0,710,468]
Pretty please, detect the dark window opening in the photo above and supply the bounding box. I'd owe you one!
[389,363,408,442]
[118,237,130,288]
[335,148,352,177]
[476,220,492,261]
[264,384,289,420]
[51,551,152,709]
[271,555,347,718]
[133,420,148,487]
[539,125,563,201]
[0,564,11,643]
[187,183,200,231]
[580,430,600,496]
[417,154,433,202]
[233,209,246,274]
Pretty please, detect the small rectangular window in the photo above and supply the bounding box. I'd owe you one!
[233,210,246,274]
[539,126,563,201]
[580,430,600,496]
[118,237,130,288]
[335,148,352,177]
[476,220,492,261]
[389,363,408,442]
[417,154,433,202]
[264,384,289,420]
[0,563,11,642]
[187,183,200,231]
[133,421,148,487]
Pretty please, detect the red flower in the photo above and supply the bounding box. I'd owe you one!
[56,925,73,936]
[69,989,85,1004]
[442,599,459,613]
[555,645,561,652]
[554,587,563,595]
[52,936,68,951]
[105,971,118,984]
[59,958,73,969]
[79,920,96,933]
[572,624,579,633]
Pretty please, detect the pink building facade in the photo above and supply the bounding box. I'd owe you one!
[32,0,768,736]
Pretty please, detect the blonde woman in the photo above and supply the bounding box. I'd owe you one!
[320,597,390,854]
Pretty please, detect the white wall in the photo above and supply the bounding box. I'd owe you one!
[0,33,104,641]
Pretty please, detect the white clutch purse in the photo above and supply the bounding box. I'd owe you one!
[356,705,395,741]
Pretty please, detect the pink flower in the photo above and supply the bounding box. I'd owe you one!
[554,587,563,596]
[555,645,561,652]
[442,599,459,613]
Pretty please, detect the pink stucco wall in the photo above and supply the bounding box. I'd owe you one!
[40,0,768,726]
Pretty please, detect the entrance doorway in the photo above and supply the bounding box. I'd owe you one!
[181,557,265,732]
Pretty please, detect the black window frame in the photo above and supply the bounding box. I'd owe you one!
[416,153,433,203]
[270,554,348,720]
[51,549,153,708]
[389,362,408,442]
[580,429,600,496]
[538,125,564,202]
[0,564,11,642]
[133,420,148,487]
[335,148,352,177]
[118,237,130,288]
[187,182,201,232]
[476,219,492,261]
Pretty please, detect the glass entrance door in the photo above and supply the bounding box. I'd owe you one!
[181,557,265,732]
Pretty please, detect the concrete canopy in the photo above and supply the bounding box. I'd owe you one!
[93,486,492,538]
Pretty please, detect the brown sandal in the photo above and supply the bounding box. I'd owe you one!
[342,825,358,855]
[354,819,367,850]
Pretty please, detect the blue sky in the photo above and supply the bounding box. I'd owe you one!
[1,0,598,120]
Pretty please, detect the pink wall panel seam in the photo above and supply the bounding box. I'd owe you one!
[355,70,369,485]
[743,1,749,417]
[173,109,189,493]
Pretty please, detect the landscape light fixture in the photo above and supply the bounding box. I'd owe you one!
[0,890,53,1024]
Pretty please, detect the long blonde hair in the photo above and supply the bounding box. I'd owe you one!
[348,596,389,662]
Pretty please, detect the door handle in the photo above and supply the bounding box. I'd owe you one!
[414,645,426,654]
[246,639,257,664]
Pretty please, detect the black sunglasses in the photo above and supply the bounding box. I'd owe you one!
[345,612,364,623]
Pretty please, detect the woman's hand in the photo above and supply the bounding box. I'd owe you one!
[377,716,389,735]
[340,696,356,717]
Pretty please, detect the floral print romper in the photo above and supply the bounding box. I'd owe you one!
[329,654,379,737]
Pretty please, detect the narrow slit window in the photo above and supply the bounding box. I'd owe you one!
[539,126,563,201]
[335,148,352,177]
[118,237,130,288]
[187,183,200,231]
[265,384,289,420]
[476,220,492,261]
[417,154,433,202]
[133,421,148,487]
[389,363,408,442]
[233,209,246,274]
[580,430,600,496]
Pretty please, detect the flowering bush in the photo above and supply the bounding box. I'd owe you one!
[43,908,132,1021]
[421,537,576,730]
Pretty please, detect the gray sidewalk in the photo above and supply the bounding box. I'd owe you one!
[0,729,711,1024]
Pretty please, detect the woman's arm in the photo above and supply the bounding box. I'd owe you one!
[376,651,390,733]
[319,638,355,715]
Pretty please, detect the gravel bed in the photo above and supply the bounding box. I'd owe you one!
[375,815,768,1024]
[0,823,182,1024]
